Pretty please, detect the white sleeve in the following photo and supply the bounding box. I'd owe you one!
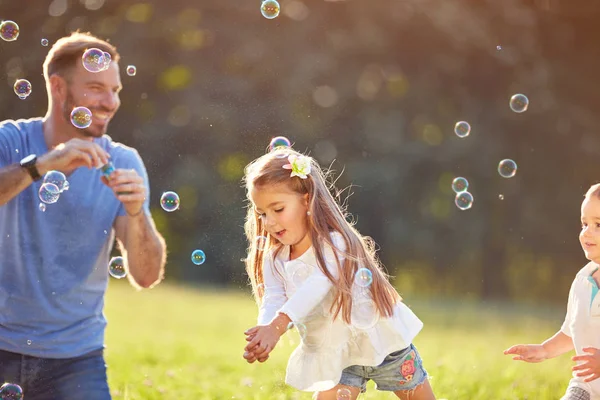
[278,233,346,322]
[560,279,576,337]
[257,253,288,325]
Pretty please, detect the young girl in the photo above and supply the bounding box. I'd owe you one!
[505,183,600,400]
[241,147,436,400]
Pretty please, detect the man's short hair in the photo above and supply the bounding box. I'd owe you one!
[42,31,120,82]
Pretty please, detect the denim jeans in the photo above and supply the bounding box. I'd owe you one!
[0,348,111,400]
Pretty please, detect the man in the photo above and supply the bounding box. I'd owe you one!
[0,32,167,399]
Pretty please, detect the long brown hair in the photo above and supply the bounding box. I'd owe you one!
[243,148,401,323]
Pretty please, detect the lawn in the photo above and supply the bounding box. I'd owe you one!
[104,281,573,399]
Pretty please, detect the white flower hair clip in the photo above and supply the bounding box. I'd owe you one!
[282,154,312,179]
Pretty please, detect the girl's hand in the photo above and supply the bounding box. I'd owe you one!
[244,325,282,362]
[243,332,270,363]
[503,344,549,363]
[573,347,600,382]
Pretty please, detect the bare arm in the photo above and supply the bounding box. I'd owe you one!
[0,139,109,206]
[115,213,166,289]
[542,330,574,359]
[0,163,37,206]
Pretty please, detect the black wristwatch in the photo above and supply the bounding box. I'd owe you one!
[20,154,42,181]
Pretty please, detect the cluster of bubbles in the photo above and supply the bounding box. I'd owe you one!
[0,382,23,400]
[0,20,19,42]
[13,79,32,100]
[38,170,69,211]
[70,106,93,129]
[451,94,527,209]
[82,47,112,73]
[109,256,127,279]
[156,191,207,268]
[260,0,280,19]
[451,177,473,211]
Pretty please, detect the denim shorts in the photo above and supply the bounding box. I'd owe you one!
[339,344,428,393]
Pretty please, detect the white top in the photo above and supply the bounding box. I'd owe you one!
[561,262,600,398]
[257,232,424,392]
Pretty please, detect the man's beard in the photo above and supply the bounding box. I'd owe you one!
[62,90,108,138]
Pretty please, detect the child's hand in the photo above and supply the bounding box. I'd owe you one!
[572,347,600,382]
[243,332,270,364]
[243,325,282,363]
[503,344,549,363]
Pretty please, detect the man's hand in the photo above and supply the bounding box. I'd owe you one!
[38,138,110,174]
[102,169,146,216]
[573,347,600,382]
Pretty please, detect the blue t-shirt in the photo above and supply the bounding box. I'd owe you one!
[0,118,150,358]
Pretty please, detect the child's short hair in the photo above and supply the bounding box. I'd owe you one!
[585,183,600,199]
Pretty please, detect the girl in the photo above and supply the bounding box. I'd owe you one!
[505,183,600,400]
[241,147,436,400]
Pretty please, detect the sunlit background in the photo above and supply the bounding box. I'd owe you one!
[2,0,600,398]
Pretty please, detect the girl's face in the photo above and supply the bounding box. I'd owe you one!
[251,183,311,256]
[580,196,600,263]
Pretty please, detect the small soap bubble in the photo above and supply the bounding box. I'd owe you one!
[26,340,32,345]
[296,322,307,340]
[336,388,352,400]
[269,136,291,151]
[255,236,267,251]
[70,106,93,129]
[455,191,474,210]
[496,45,502,51]
[499,194,504,200]
[498,159,517,178]
[101,52,112,70]
[41,38,49,46]
[454,121,471,138]
[191,249,206,265]
[44,170,68,192]
[451,177,468,193]
[0,20,19,42]
[509,94,529,113]
[82,48,106,73]
[160,191,180,212]
[39,182,60,204]
[39,203,46,212]
[355,268,373,288]
[108,256,127,279]
[261,0,281,19]
[292,265,311,286]
[351,299,379,329]
[126,65,137,76]
[13,79,32,99]
[0,382,23,400]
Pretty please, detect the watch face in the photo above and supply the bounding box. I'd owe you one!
[20,154,36,165]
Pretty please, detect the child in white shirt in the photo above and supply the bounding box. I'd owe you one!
[241,148,436,400]
[504,183,600,400]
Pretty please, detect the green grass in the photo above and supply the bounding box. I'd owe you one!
[105,282,574,399]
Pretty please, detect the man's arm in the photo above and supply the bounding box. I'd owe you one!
[114,213,166,289]
[0,139,109,206]
[0,163,37,206]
